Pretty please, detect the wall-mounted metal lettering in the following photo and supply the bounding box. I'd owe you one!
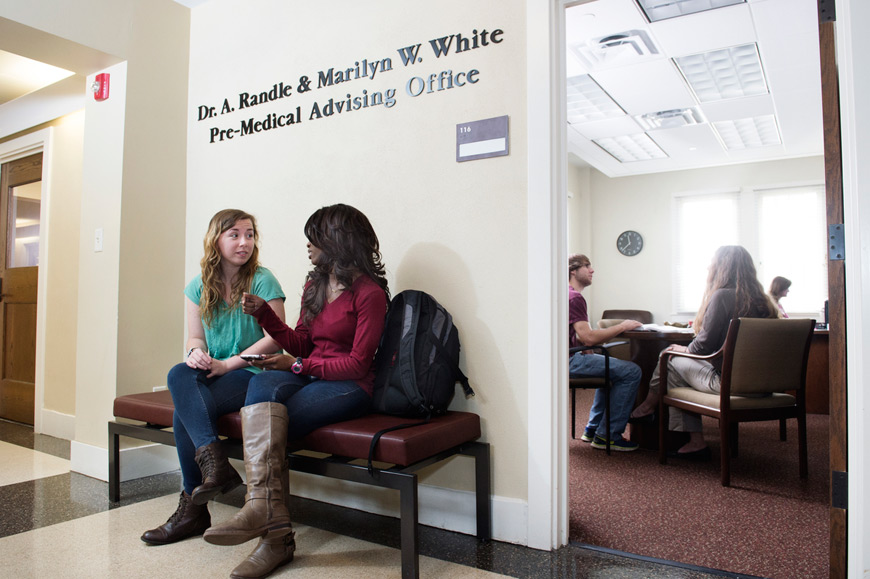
[193,27,506,144]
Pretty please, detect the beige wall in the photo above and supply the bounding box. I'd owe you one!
[187,0,529,506]
[42,112,84,415]
[566,161,591,257]
[576,156,825,323]
[116,0,190,397]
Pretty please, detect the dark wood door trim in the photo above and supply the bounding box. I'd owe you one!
[817,9,847,578]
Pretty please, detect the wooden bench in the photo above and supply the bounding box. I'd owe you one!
[108,390,491,579]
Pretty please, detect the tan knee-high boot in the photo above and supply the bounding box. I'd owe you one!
[230,532,296,579]
[203,402,292,546]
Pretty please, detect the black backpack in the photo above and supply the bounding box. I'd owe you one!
[372,290,474,416]
[367,290,474,471]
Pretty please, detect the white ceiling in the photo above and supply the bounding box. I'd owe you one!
[0,49,74,106]
[565,0,824,177]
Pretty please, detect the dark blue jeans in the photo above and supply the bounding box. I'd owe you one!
[569,352,642,440]
[167,362,254,494]
[245,371,371,440]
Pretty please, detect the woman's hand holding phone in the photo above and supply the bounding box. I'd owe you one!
[246,353,295,372]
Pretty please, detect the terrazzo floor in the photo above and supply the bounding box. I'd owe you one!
[0,419,753,578]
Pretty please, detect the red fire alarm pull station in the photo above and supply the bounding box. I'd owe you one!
[93,73,110,101]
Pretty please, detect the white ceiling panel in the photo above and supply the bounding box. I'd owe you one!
[591,59,696,115]
[571,115,644,140]
[649,124,728,160]
[648,3,756,57]
[699,94,775,122]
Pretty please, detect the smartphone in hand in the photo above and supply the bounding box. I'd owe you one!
[240,354,265,361]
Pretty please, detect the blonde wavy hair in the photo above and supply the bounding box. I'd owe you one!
[199,209,260,327]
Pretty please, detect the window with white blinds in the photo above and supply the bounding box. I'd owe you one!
[672,185,827,318]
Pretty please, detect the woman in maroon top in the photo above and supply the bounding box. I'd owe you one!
[203,204,389,578]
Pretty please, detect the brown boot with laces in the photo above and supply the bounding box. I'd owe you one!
[191,440,243,505]
[141,491,210,545]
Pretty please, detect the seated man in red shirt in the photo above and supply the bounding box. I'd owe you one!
[569,254,643,451]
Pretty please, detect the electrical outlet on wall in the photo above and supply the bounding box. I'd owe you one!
[94,228,103,252]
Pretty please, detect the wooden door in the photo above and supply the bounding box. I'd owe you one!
[0,153,41,425]
[816,2,847,575]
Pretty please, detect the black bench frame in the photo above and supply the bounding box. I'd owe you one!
[108,420,491,579]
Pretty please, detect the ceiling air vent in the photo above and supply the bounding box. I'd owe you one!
[636,107,706,130]
[570,29,660,70]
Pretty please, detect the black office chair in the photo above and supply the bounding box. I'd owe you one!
[569,342,625,455]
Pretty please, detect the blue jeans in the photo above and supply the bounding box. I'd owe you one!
[245,371,371,439]
[167,363,254,494]
[569,352,641,440]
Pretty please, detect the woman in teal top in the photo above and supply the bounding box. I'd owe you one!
[142,209,285,546]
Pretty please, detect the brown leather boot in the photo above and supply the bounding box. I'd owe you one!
[230,530,296,579]
[203,402,292,546]
[191,440,243,505]
[141,491,210,545]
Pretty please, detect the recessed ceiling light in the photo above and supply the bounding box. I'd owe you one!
[593,133,668,162]
[675,43,768,103]
[566,74,625,124]
[711,115,782,150]
[635,0,746,23]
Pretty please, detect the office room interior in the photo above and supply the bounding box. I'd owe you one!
[1,0,870,578]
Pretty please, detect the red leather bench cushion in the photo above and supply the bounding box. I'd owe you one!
[114,390,175,426]
[113,391,481,467]
[303,412,481,466]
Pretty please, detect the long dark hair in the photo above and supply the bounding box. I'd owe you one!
[301,204,389,323]
[694,245,778,333]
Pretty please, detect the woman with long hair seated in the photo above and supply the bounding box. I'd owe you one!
[141,209,285,545]
[203,203,390,579]
[629,245,778,460]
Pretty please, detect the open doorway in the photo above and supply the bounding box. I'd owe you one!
[561,0,836,576]
[0,152,42,425]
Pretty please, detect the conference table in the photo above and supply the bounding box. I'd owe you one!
[620,326,695,449]
[621,326,695,394]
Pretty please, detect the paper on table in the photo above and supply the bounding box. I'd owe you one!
[634,323,695,333]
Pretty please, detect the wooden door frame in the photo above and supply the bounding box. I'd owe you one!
[0,128,51,432]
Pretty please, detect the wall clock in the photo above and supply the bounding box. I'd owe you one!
[616,230,643,256]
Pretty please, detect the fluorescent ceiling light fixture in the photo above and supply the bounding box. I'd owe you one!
[675,43,768,103]
[712,115,781,150]
[593,133,668,162]
[567,74,625,124]
[636,107,706,130]
[636,0,746,22]
[569,29,659,70]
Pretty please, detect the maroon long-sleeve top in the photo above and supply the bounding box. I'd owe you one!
[251,274,387,395]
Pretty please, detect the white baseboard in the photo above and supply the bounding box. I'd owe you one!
[38,408,75,440]
[70,442,529,546]
[71,440,180,482]
[286,470,529,545]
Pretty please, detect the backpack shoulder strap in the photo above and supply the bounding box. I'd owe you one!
[367,419,429,475]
